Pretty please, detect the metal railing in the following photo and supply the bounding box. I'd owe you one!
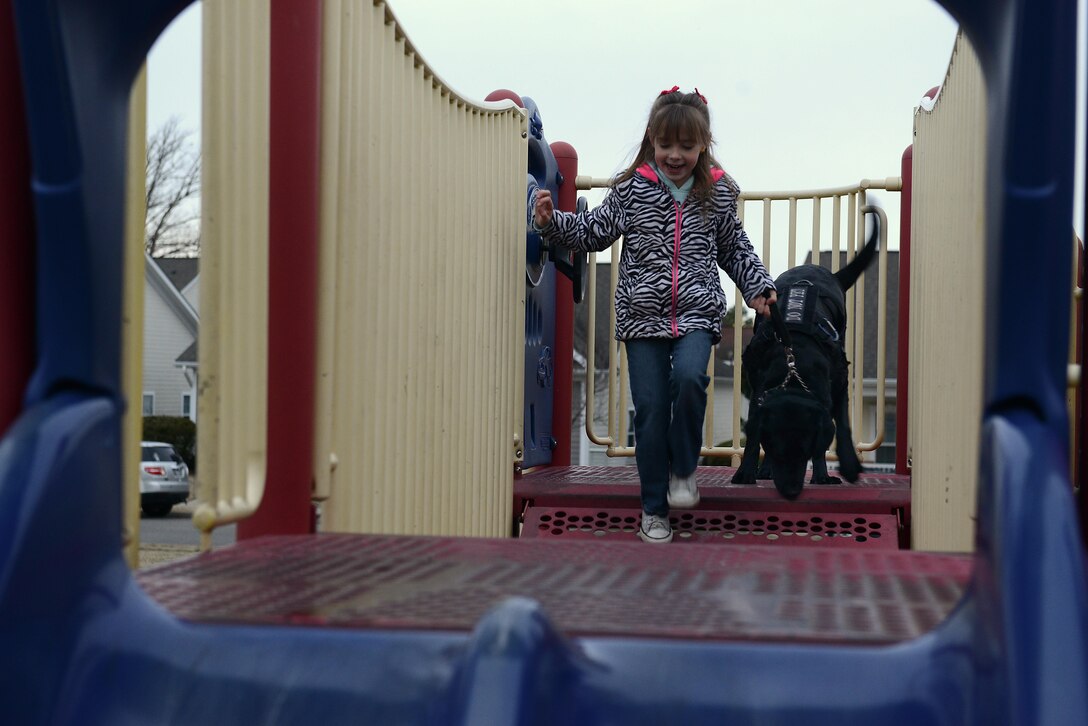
[192,0,271,545]
[577,175,899,464]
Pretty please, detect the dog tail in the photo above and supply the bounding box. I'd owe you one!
[834,205,881,291]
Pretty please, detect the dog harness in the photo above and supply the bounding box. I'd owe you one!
[754,280,845,406]
[757,300,813,405]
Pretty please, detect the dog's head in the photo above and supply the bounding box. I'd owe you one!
[757,390,835,500]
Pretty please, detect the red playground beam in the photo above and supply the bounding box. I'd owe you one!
[549,141,579,468]
[240,0,323,537]
[0,0,35,439]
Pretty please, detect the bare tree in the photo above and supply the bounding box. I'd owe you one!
[145,116,200,257]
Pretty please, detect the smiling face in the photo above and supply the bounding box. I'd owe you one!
[653,136,701,185]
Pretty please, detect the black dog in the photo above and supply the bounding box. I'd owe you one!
[732,208,880,500]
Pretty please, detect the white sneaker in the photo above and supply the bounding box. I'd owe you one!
[639,512,673,543]
[667,472,700,509]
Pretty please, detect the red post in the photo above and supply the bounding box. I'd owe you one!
[239,0,322,538]
[895,145,913,477]
[0,0,35,438]
[550,141,578,467]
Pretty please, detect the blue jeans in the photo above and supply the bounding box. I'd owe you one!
[624,331,712,516]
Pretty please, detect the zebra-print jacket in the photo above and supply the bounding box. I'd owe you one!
[540,164,774,344]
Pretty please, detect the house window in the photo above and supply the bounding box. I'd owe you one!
[181,393,192,419]
[142,393,154,416]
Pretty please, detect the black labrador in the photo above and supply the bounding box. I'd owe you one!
[732,208,880,500]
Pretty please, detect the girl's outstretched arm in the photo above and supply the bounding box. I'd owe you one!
[530,185,626,253]
[715,184,776,310]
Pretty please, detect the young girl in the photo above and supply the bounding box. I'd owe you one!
[531,88,777,543]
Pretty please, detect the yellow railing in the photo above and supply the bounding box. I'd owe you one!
[191,0,270,545]
[577,176,899,465]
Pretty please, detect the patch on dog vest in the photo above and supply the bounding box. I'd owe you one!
[777,280,840,344]
[781,281,815,327]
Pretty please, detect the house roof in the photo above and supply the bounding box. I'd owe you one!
[145,253,198,337]
[175,341,197,366]
[153,256,199,293]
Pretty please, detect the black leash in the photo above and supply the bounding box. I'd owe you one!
[757,298,812,404]
[768,298,791,348]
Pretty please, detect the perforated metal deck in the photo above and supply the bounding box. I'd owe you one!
[515,466,911,512]
[136,534,973,644]
[522,506,897,547]
[514,466,912,546]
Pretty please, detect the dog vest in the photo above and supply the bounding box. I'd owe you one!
[775,280,842,346]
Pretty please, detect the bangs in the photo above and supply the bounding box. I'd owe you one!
[649,104,710,145]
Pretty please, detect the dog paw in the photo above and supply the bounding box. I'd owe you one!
[811,474,841,486]
[835,441,863,482]
[732,468,756,484]
[839,458,863,483]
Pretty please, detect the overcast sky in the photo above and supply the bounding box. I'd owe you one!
[150,2,1088,273]
[151,1,959,187]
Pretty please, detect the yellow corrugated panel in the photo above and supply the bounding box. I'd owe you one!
[192,0,270,542]
[909,30,986,553]
[312,0,526,536]
[122,67,147,568]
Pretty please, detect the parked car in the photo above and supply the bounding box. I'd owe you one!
[140,441,190,517]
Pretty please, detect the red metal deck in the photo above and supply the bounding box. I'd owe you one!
[517,465,910,509]
[522,506,898,547]
[136,534,972,644]
[515,465,913,545]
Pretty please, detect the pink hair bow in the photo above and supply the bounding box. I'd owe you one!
[659,86,708,105]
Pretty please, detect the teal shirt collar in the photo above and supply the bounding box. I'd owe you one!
[650,162,694,204]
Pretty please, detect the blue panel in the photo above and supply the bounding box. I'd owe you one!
[521,96,559,469]
[977,415,1088,724]
[938,0,1088,722]
[10,0,190,403]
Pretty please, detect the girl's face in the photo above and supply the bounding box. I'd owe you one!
[653,135,701,185]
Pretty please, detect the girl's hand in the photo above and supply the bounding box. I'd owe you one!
[534,189,554,229]
[748,289,777,318]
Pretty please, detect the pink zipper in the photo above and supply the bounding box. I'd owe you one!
[671,202,682,337]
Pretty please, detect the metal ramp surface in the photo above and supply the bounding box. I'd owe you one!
[136,534,971,644]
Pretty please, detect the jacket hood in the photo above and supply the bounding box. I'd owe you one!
[635,163,726,184]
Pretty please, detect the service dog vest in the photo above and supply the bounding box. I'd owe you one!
[774,280,841,346]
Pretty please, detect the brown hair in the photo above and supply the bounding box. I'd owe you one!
[616,90,736,211]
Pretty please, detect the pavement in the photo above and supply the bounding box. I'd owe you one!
[139,543,199,569]
[137,501,214,569]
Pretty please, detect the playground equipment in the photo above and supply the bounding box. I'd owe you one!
[0,0,1086,724]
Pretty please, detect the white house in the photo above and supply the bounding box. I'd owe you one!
[142,256,199,421]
